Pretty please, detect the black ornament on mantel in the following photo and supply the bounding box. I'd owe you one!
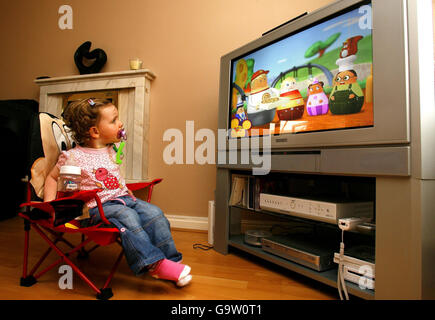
[74,41,107,75]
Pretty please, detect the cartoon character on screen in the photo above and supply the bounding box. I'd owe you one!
[231,64,252,138]
[232,59,249,112]
[235,105,249,124]
[306,78,329,116]
[231,105,252,138]
[249,70,270,104]
[277,76,305,120]
[339,36,362,59]
[30,113,76,199]
[329,36,365,114]
[231,59,255,113]
[246,69,280,127]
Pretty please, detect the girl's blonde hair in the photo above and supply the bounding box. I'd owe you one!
[62,98,113,146]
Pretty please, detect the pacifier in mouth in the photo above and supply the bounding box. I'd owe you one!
[114,128,126,165]
[117,128,127,141]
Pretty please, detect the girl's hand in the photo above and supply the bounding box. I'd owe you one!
[127,189,137,201]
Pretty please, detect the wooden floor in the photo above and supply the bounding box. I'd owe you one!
[0,216,339,300]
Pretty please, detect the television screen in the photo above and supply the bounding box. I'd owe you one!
[229,1,373,138]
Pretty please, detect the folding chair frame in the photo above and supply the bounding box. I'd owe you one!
[19,179,162,300]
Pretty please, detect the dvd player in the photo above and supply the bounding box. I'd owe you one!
[261,235,338,271]
[259,193,373,224]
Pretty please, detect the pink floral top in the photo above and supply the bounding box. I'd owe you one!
[56,145,129,208]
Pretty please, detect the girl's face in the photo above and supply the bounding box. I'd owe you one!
[95,104,123,144]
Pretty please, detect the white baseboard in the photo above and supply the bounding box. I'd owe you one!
[166,214,209,231]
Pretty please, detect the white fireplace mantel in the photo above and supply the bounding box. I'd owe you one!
[35,69,155,183]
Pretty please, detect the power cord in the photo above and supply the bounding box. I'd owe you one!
[193,243,214,250]
[336,217,370,300]
[337,229,349,300]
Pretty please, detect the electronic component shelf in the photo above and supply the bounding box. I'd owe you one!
[228,234,374,300]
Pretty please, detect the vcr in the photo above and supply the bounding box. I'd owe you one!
[261,235,338,272]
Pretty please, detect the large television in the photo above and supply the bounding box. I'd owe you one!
[218,0,420,153]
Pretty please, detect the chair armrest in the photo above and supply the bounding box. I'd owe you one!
[126,178,163,202]
[21,189,101,211]
[20,189,112,226]
[20,201,56,214]
[126,178,162,191]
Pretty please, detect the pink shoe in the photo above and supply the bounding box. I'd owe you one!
[149,259,192,287]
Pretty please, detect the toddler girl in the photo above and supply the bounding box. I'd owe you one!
[44,98,192,287]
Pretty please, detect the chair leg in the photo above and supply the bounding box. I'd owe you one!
[44,228,75,249]
[20,220,121,300]
[20,220,37,287]
[95,248,123,300]
[34,235,93,280]
[96,288,113,300]
[31,224,102,296]
[25,231,69,281]
[77,234,89,259]
[102,249,124,290]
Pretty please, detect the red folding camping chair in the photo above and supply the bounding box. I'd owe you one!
[17,111,162,299]
[19,179,162,300]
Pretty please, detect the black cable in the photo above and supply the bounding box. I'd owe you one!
[193,243,214,250]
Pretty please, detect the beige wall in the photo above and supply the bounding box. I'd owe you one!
[0,0,334,218]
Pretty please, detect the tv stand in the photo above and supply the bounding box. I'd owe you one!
[214,0,435,300]
[214,149,435,299]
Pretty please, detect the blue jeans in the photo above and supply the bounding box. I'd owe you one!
[88,195,182,275]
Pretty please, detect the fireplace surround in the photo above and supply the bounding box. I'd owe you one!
[35,70,155,183]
